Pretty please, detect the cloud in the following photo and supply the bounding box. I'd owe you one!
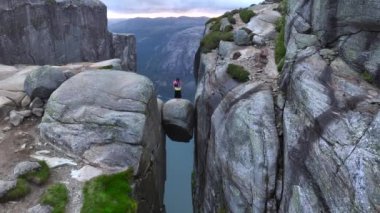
[101,0,264,18]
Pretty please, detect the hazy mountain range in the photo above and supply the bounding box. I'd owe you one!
[108,17,208,100]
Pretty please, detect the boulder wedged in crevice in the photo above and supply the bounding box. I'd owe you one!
[162,99,195,142]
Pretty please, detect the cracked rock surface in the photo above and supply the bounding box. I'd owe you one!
[193,0,380,212]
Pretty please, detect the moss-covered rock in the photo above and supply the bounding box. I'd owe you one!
[239,9,256,23]
[81,170,137,213]
[40,183,69,213]
[22,161,50,185]
[0,179,30,202]
[227,64,250,82]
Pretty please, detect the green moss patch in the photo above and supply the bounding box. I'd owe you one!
[23,161,50,185]
[0,179,30,202]
[223,25,233,32]
[81,170,137,213]
[227,64,250,82]
[200,31,234,53]
[40,183,69,213]
[210,21,222,32]
[361,71,375,84]
[206,9,240,26]
[228,16,236,24]
[239,9,256,23]
[99,65,114,70]
[275,0,287,72]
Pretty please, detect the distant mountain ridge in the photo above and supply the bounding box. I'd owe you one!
[108,17,207,100]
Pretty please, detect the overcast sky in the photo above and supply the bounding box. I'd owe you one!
[102,0,264,19]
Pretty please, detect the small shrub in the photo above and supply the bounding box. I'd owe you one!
[278,0,288,14]
[361,71,375,84]
[275,0,287,72]
[41,183,69,213]
[223,25,233,32]
[200,31,234,53]
[205,17,219,25]
[227,64,250,82]
[210,21,222,32]
[0,179,30,202]
[230,9,241,15]
[206,9,241,26]
[275,25,286,64]
[22,161,50,185]
[277,58,285,72]
[239,9,256,23]
[81,169,137,213]
[228,16,236,24]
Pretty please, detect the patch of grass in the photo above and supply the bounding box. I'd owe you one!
[361,71,375,84]
[275,0,287,72]
[277,58,285,72]
[81,169,137,213]
[206,9,241,26]
[228,16,236,24]
[227,64,250,82]
[22,161,50,185]
[223,25,233,32]
[210,21,222,32]
[200,31,234,53]
[40,183,69,213]
[239,9,256,23]
[205,17,219,25]
[99,65,114,69]
[0,179,30,202]
[218,207,227,213]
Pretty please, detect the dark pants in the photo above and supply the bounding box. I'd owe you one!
[174,90,182,98]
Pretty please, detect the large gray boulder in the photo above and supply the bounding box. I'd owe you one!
[0,96,14,120]
[0,0,136,71]
[162,99,195,142]
[0,180,17,199]
[24,66,67,99]
[233,29,251,46]
[27,204,52,213]
[39,70,165,212]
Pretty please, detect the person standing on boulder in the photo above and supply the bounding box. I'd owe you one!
[173,78,182,98]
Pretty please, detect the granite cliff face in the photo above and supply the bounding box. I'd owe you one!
[193,1,380,212]
[0,0,136,71]
[280,0,380,211]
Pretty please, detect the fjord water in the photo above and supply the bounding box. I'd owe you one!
[164,137,194,213]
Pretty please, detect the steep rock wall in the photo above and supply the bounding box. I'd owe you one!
[280,0,380,212]
[0,0,136,71]
[193,0,380,212]
[193,3,283,212]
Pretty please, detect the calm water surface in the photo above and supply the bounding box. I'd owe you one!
[164,137,194,213]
